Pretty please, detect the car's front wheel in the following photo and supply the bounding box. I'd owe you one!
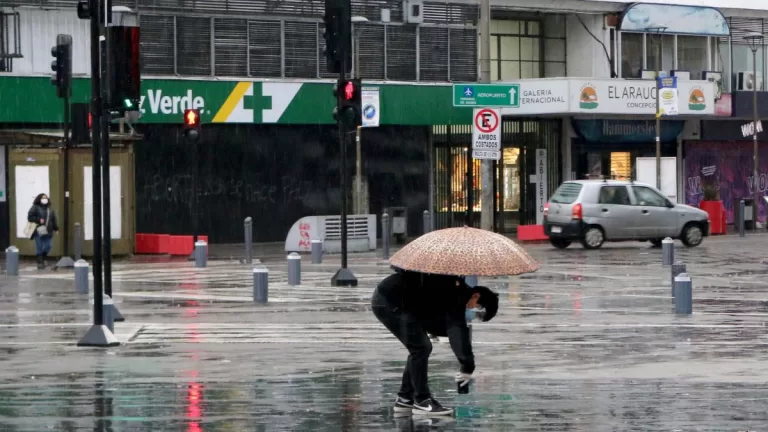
[681,224,704,247]
[549,238,572,249]
[580,226,605,249]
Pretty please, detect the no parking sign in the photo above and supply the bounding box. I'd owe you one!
[472,108,501,160]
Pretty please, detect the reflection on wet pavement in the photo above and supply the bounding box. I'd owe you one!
[0,235,768,430]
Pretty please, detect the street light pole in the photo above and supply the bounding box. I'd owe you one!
[351,16,368,216]
[745,32,764,232]
[646,26,667,190]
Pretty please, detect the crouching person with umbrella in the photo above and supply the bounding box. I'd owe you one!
[373,270,499,416]
[373,227,540,417]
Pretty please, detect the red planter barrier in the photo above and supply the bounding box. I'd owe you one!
[517,224,548,242]
[135,234,207,255]
[699,200,726,235]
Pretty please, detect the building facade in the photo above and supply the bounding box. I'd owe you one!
[1,0,767,247]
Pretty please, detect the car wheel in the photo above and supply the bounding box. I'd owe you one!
[649,239,662,248]
[549,238,572,249]
[681,224,704,247]
[580,226,605,249]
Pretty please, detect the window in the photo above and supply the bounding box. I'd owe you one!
[550,183,583,204]
[621,32,643,78]
[490,19,542,80]
[645,34,674,73]
[599,186,631,205]
[678,36,708,80]
[632,186,668,207]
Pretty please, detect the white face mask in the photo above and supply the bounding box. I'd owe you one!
[41,199,48,205]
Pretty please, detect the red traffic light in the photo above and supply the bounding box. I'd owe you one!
[184,109,201,127]
[343,81,355,100]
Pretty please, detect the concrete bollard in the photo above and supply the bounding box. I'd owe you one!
[423,210,431,235]
[253,267,268,303]
[5,246,19,276]
[103,294,115,334]
[465,275,478,287]
[662,237,674,266]
[670,261,686,300]
[74,223,83,261]
[382,213,390,260]
[739,200,746,237]
[74,259,89,294]
[194,241,208,268]
[674,273,693,315]
[244,217,253,264]
[311,240,323,264]
[287,252,301,286]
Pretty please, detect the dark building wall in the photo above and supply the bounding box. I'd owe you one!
[134,124,429,243]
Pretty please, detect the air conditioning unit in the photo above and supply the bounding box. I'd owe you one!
[403,0,423,24]
[737,71,763,91]
[670,70,690,80]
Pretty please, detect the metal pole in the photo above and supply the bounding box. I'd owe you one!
[192,132,199,241]
[63,95,71,256]
[655,37,662,190]
[467,156,474,226]
[355,125,362,215]
[89,0,104,327]
[739,199,746,237]
[340,101,348,269]
[479,0,493,231]
[754,48,760,232]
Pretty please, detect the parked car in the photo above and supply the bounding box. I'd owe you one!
[543,180,710,249]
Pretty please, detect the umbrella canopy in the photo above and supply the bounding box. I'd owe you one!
[389,226,539,277]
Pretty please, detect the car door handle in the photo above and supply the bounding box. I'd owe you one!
[641,210,649,214]
[601,208,609,213]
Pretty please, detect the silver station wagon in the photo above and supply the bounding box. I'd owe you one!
[543,180,710,249]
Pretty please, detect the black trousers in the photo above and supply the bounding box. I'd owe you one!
[371,290,433,402]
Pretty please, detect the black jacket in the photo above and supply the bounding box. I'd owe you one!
[27,195,58,238]
[376,271,476,374]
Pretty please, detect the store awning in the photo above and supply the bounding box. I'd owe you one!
[619,3,729,36]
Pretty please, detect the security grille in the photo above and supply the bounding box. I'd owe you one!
[249,20,282,78]
[449,28,477,82]
[355,23,386,79]
[176,16,211,75]
[214,18,247,77]
[284,21,318,78]
[324,216,370,239]
[139,15,175,74]
[386,25,417,81]
[420,27,449,81]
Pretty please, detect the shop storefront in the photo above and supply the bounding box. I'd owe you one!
[691,119,768,224]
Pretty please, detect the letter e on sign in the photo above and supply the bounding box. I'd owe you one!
[472,108,501,159]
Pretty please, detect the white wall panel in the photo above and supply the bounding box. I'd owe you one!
[566,14,612,79]
[13,8,90,75]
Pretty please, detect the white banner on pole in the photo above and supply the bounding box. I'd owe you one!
[535,149,548,225]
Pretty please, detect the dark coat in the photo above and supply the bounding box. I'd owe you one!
[27,194,58,239]
[376,270,476,374]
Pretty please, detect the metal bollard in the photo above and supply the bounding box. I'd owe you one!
[662,237,674,266]
[194,241,208,268]
[465,275,478,287]
[423,210,431,235]
[673,273,693,315]
[670,261,686,300]
[287,252,301,286]
[74,223,83,261]
[244,217,253,264]
[311,240,323,264]
[74,259,89,294]
[253,267,268,303]
[5,246,19,276]
[382,213,390,259]
[739,200,746,237]
[103,295,115,334]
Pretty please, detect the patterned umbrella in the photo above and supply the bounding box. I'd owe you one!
[389,226,539,277]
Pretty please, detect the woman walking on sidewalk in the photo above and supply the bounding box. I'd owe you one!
[27,193,59,269]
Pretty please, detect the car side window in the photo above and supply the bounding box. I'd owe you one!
[598,186,631,205]
[632,186,668,207]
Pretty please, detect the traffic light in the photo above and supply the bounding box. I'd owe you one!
[107,25,141,113]
[332,79,361,128]
[323,0,352,74]
[71,103,91,144]
[183,109,201,142]
[51,34,73,99]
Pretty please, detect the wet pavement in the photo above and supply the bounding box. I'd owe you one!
[2,235,768,431]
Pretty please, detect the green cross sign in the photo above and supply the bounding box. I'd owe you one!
[243,83,273,123]
[453,84,520,107]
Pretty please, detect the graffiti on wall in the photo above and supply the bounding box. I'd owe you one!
[684,141,768,224]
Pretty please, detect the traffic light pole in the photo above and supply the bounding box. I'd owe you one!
[78,0,118,347]
[331,56,358,288]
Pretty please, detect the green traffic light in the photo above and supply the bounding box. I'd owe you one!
[123,99,134,109]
